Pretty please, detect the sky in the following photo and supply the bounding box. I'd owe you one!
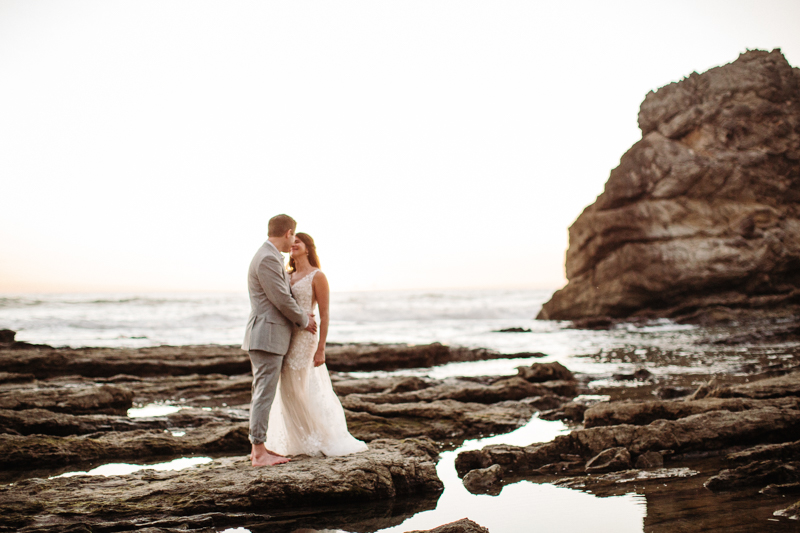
[1,1,799,293]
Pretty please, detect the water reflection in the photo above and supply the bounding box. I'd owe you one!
[127,403,183,417]
[376,417,646,533]
[53,456,212,478]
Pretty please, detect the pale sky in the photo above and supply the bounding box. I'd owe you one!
[1,1,799,293]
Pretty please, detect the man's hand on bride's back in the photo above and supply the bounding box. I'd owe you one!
[305,314,317,334]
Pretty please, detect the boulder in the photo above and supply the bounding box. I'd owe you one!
[585,447,632,473]
[635,450,664,469]
[538,49,800,321]
[0,329,15,344]
[407,518,491,533]
[516,361,574,382]
[462,464,504,495]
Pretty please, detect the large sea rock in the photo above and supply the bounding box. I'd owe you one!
[539,49,800,321]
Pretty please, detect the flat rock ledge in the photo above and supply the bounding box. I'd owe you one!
[0,338,541,378]
[0,438,443,532]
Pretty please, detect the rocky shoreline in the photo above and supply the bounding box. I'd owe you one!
[456,358,800,530]
[3,320,800,531]
[0,333,572,532]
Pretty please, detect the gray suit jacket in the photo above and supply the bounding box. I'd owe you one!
[242,241,309,354]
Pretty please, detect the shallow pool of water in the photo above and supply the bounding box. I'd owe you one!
[52,456,212,478]
[127,403,183,418]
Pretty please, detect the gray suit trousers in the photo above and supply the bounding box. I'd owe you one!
[249,349,283,444]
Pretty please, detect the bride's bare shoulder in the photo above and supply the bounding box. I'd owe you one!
[312,269,328,286]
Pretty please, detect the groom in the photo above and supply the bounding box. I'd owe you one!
[242,214,316,466]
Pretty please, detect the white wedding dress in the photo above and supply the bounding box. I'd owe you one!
[266,269,368,457]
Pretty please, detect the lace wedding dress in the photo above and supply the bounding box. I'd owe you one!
[266,269,368,457]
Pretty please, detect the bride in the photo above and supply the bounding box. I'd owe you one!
[266,232,368,457]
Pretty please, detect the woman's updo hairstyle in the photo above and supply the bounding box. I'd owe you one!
[287,232,321,273]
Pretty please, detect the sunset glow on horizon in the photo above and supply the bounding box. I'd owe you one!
[2,1,799,294]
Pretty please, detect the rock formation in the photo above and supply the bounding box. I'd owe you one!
[455,371,800,524]
[0,439,443,532]
[539,49,800,321]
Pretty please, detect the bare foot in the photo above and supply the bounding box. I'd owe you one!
[252,452,290,467]
[251,443,290,466]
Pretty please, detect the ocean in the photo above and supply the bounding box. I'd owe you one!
[0,288,701,380]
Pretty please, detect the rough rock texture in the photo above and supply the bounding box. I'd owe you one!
[0,384,133,415]
[0,438,443,531]
[583,396,800,428]
[407,518,491,533]
[585,446,632,473]
[0,341,538,378]
[0,423,250,469]
[462,464,504,495]
[539,49,800,320]
[456,371,800,478]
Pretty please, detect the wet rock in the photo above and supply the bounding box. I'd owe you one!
[0,329,50,350]
[585,447,631,473]
[635,450,664,469]
[583,396,800,428]
[343,376,574,406]
[774,500,800,520]
[494,327,531,333]
[0,329,15,344]
[0,407,248,437]
[761,482,800,495]
[343,397,539,442]
[0,344,251,378]
[0,438,443,531]
[326,343,535,372]
[539,400,588,422]
[332,376,406,395]
[0,384,133,415]
[457,406,800,476]
[0,372,35,384]
[726,439,800,464]
[611,369,652,381]
[462,464,504,495]
[386,376,431,393]
[517,361,574,383]
[705,460,800,491]
[655,386,693,399]
[407,518,491,533]
[0,422,249,469]
[706,371,800,399]
[0,342,540,379]
[538,49,800,321]
[568,317,616,330]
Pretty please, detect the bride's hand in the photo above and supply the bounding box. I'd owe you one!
[313,348,326,367]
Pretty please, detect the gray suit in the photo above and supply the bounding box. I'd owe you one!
[242,240,309,444]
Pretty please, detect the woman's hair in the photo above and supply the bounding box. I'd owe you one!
[287,232,321,273]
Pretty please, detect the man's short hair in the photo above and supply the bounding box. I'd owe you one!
[268,214,297,237]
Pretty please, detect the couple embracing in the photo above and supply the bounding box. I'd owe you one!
[242,214,368,466]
